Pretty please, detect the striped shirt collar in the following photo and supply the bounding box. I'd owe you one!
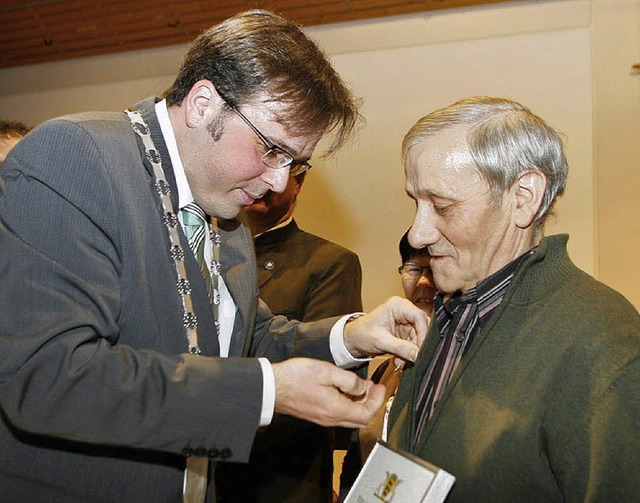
[435,250,532,332]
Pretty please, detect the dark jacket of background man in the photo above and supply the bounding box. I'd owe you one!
[217,173,363,502]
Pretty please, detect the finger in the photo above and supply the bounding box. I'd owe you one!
[393,303,430,345]
[331,366,369,397]
[332,383,386,428]
[393,358,406,371]
[376,336,419,364]
[394,323,418,343]
[413,316,429,346]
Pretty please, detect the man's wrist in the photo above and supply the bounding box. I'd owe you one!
[330,313,370,368]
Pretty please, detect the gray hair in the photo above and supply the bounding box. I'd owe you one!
[402,96,567,227]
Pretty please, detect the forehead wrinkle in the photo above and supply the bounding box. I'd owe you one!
[407,136,487,203]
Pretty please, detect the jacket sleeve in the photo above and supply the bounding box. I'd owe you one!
[550,358,640,501]
[0,119,262,462]
[249,298,338,363]
[544,311,640,502]
[570,357,640,501]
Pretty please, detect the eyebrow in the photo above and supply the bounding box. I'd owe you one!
[256,124,310,163]
[274,135,309,162]
[406,187,457,203]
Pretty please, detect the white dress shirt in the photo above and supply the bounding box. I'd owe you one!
[155,100,366,427]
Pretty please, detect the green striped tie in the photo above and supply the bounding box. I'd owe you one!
[181,202,221,503]
[181,202,221,338]
[182,203,212,300]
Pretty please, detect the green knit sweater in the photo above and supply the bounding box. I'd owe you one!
[388,234,640,502]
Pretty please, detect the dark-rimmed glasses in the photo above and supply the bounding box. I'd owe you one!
[220,96,312,177]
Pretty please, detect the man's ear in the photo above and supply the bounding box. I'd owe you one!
[293,171,307,191]
[183,80,219,128]
[513,170,547,229]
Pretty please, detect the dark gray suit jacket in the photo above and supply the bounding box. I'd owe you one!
[0,97,337,502]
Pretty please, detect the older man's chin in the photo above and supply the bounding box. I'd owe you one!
[430,262,455,292]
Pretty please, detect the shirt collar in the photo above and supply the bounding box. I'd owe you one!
[155,99,193,210]
[253,216,294,239]
[435,250,532,322]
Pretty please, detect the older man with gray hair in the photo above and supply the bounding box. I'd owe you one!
[388,96,639,502]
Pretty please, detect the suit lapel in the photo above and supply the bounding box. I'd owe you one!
[134,98,181,211]
[218,219,257,357]
[128,98,220,356]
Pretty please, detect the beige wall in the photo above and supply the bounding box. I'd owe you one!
[0,0,637,309]
[592,0,640,309]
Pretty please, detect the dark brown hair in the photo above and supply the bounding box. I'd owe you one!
[164,10,360,155]
[0,119,31,139]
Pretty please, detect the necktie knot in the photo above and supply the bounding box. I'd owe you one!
[182,203,207,240]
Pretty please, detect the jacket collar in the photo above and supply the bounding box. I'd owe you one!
[253,219,299,245]
[132,97,180,211]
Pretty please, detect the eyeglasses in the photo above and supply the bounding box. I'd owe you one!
[220,95,312,177]
[398,263,432,279]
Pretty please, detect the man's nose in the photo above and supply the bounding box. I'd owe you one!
[261,166,290,193]
[408,210,440,249]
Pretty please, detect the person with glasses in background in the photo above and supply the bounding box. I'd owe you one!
[0,10,428,503]
[216,168,363,503]
[397,231,437,320]
[339,230,436,499]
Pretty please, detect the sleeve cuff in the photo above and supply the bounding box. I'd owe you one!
[330,313,371,369]
[258,357,275,427]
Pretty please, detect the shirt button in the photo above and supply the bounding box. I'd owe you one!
[264,260,275,270]
[455,332,465,342]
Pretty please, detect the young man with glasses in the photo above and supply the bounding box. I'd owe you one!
[0,10,427,503]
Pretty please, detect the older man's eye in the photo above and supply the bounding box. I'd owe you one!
[434,203,453,214]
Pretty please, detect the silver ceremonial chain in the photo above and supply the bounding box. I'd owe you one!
[124,109,203,354]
